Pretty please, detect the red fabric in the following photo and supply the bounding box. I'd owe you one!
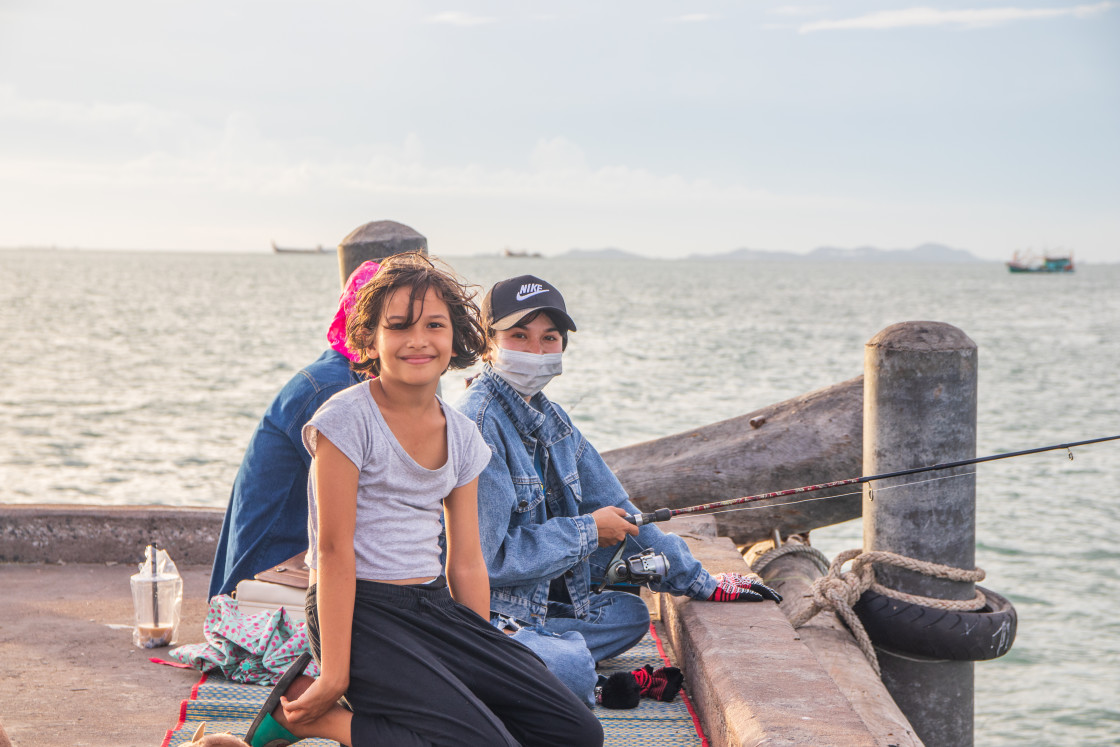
[648,624,709,747]
[160,672,208,747]
[150,657,195,669]
[632,666,653,692]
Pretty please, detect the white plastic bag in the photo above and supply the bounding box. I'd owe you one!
[130,542,183,648]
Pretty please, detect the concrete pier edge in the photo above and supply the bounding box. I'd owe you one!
[1,507,909,747]
[0,504,225,566]
[656,516,897,747]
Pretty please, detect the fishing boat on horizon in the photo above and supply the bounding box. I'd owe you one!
[1007,250,1073,273]
[271,240,335,254]
[503,247,544,258]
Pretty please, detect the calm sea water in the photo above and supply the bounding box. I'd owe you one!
[2,249,1118,745]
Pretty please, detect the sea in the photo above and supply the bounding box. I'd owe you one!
[1,249,1118,746]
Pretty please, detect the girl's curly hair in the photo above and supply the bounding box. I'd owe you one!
[345,252,486,379]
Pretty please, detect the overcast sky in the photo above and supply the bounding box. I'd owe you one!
[2,1,1117,261]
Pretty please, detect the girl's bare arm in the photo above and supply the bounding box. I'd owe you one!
[443,477,491,619]
[284,436,357,723]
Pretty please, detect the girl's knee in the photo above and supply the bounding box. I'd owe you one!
[571,710,605,747]
[513,628,598,706]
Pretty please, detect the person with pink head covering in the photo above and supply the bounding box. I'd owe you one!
[209,261,380,599]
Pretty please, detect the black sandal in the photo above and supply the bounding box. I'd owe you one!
[244,652,313,747]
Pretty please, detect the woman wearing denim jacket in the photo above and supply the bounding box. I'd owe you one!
[209,262,379,599]
[455,275,781,708]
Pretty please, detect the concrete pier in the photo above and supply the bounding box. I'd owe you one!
[863,321,978,746]
[0,512,911,747]
[655,517,907,746]
[745,537,922,746]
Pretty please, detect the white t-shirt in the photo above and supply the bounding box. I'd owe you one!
[302,382,492,581]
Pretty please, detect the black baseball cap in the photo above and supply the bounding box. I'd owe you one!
[481,275,577,332]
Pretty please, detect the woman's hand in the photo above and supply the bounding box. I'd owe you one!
[591,506,640,547]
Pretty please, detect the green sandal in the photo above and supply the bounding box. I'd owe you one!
[244,652,312,747]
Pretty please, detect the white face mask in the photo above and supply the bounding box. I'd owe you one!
[491,347,563,398]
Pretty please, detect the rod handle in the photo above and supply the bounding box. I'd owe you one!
[626,508,673,526]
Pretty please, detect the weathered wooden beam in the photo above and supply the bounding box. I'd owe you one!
[602,376,863,545]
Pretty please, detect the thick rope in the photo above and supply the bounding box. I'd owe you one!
[785,548,987,676]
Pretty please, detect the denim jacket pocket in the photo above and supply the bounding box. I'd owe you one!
[510,478,545,523]
[561,472,584,508]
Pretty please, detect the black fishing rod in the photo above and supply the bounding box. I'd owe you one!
[624,434,1120,526]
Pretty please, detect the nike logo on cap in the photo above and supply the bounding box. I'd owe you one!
[515,284,548,301]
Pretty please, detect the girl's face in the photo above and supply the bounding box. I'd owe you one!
[493,313,564,356]
[367,285,454,386]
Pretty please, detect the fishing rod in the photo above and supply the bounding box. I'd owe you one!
[624,434,1120,527]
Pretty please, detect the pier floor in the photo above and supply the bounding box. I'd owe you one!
[0,563,212,747]
[0,513,903,747]
[0,564,701,747]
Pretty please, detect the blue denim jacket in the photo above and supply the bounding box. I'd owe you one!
[209,349,362,598]
[456,368,717,624]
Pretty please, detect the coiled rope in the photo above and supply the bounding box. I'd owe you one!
[753,546,986,676]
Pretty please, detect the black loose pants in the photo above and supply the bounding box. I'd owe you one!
[306,579,604,747]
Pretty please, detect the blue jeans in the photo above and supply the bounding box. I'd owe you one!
[543,590,651,661]
[510,628,598,707]
[500,590,651,706]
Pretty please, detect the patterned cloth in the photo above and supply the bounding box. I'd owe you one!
[167,595,319,686]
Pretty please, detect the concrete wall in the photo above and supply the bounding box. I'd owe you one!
[0,505,224,565]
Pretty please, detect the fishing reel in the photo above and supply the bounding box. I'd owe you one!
[595,544,670,593]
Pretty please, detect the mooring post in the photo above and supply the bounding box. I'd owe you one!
[863,321,978,747]
[337,220,427,289]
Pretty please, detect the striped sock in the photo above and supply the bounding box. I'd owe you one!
[633,664,684,702]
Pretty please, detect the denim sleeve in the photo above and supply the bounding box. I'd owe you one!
[633,523,718,599]
[477,424,599,588]
[279,355,359,467]
[572,425,717,600]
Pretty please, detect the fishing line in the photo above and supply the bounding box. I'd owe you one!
[625,434,1120,526]
[700,471,976,517]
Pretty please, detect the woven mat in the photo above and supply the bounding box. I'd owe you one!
[161,625,706,746]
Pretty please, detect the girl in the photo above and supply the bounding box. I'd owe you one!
[245,254,603,747]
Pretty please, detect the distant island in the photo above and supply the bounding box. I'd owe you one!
[555,247,644,260]
[550,242,984,263]
[689,242,982,263]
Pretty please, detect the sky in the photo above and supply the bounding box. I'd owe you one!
[1,1,1117,262]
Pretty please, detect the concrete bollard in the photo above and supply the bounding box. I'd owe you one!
[337,220,427,288]
[863,321,978,747]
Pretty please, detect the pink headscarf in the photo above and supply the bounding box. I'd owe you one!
[327,260,381,362]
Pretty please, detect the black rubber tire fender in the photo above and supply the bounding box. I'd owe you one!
[852,585,1017,661]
